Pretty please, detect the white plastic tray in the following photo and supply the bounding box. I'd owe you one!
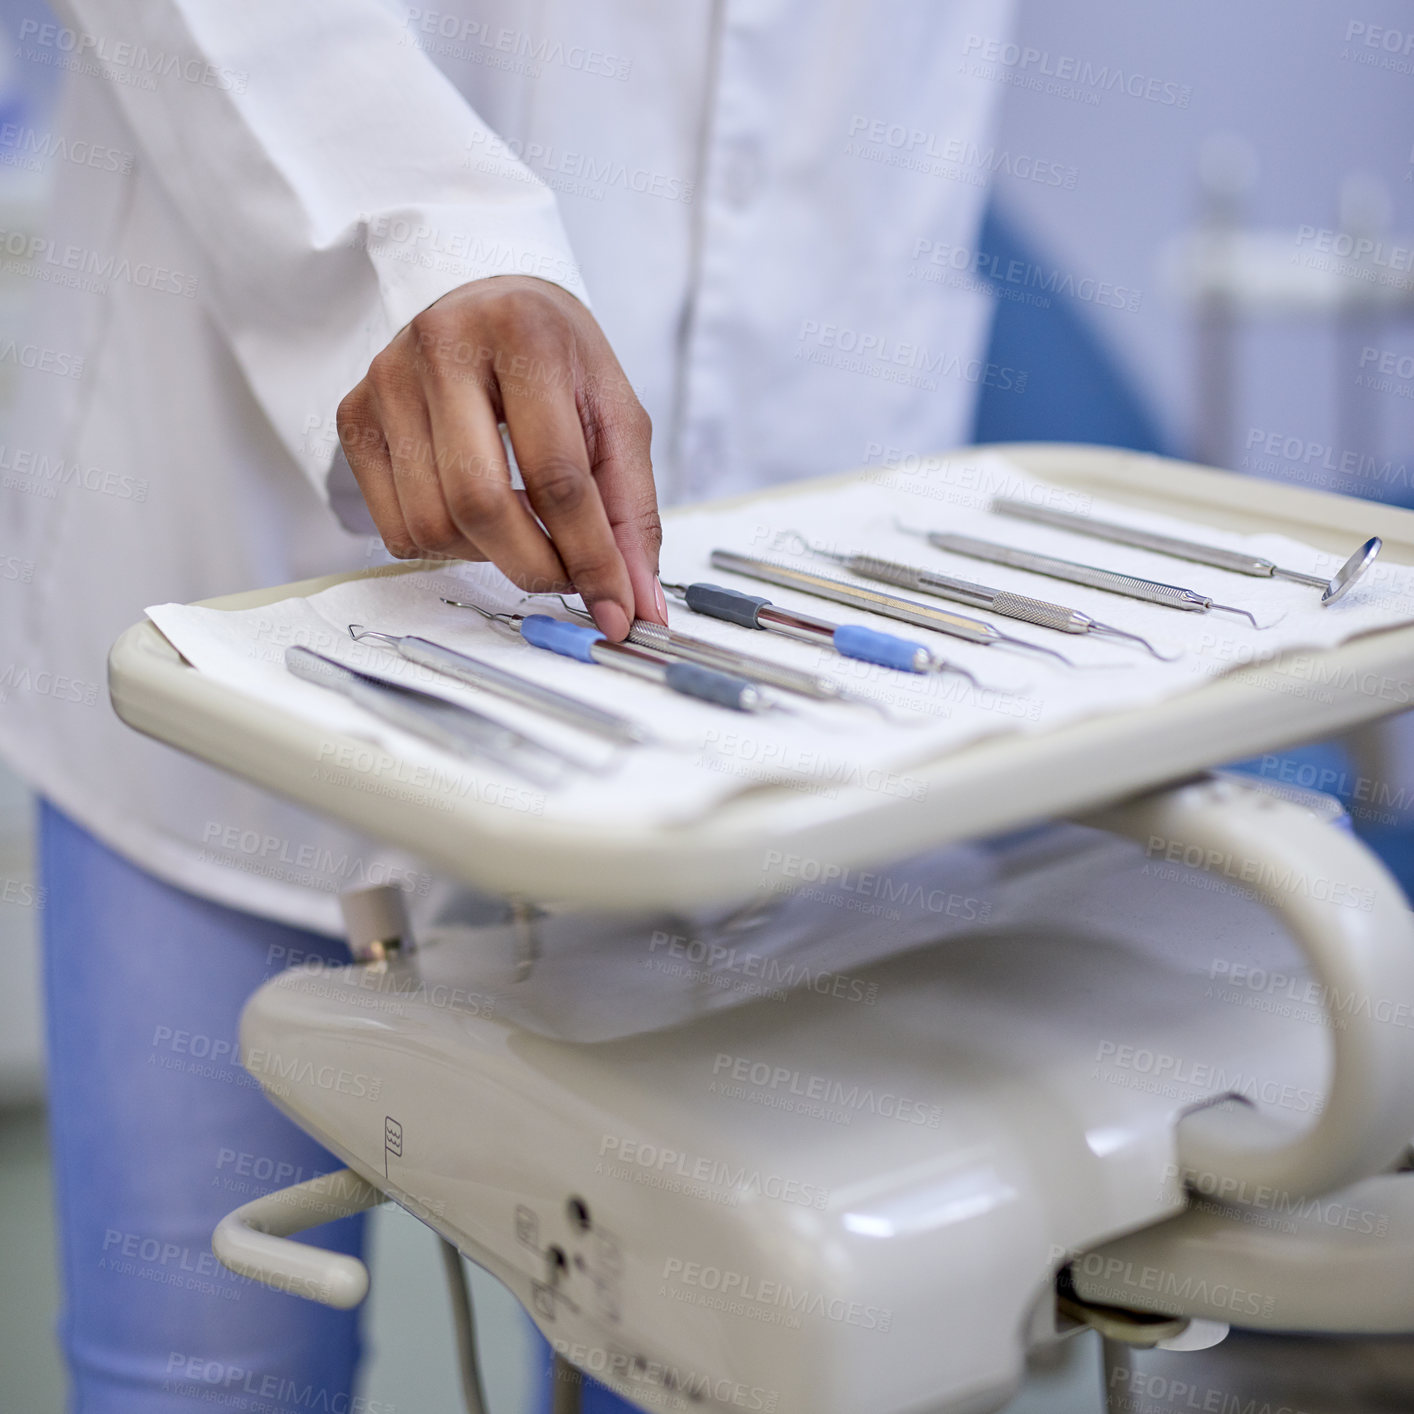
[109,444,1414,907]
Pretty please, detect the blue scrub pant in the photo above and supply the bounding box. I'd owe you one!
[39,801,631,1414]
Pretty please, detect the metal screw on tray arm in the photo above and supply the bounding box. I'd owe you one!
[991,497,1383,606]
[348,625,651,746]
[659,581,991,691]
[707,549,1081,666]
[1078,774,1414,1201]
[442,599,786,715]
[778,534,1175,661]
[894,524,1272,628]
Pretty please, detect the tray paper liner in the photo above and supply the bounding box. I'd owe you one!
[146,452,1414,830]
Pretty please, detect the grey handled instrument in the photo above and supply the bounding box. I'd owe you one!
[786,540,1172,661]
[347,626,649,746]
[991,497,1381,606]
[533,597,891,708]
[285,646,569,786]
[443,599,784,714]
[709,549,1079,665]
[895,525,1265,627]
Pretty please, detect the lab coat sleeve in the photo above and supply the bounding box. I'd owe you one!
[47,0,590,518]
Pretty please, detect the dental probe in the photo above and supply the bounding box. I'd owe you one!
[536,596,896,708]
[441,600,783,714]
[991,497,1382,606]
[657,581,986,688]
[284,646,570,786]
[708,549,1081,665]
[780,538,1173,661]
[346,626,650,746]
[893,525,1266,628]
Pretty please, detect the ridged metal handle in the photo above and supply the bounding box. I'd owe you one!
[988,591,1086,633]
[992,499,1277,577]
[928,533,1206,611]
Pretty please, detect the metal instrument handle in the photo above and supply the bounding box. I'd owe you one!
[398,637,642,744]
[840,554,997,610]
[845,552,1088,633]
[927,533,1207,612]
[627,621,840,699]
[709,549,1001,643]
[993,499,1277,577]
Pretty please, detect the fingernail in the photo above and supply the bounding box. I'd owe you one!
[590,599,630,641]
[654,577,668,623]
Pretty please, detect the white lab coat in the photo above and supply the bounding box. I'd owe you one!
[0,0,1012,933]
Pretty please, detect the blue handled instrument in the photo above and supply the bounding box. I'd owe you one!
[658,580,983,686]
[442,601,782,715]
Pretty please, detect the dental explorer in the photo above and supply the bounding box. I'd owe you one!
[707,550,1081,665]
[441,600,783,714]
[657,581,986,686]
[285,646,570,786]
[347,626,650,746]
[893,525,1266,628]
[778,537,1174,661]
[990,497,1382,606]
[535,596,901,706]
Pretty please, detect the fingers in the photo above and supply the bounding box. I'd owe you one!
[368,356,482,563]
[421,360,570,597]
[581,376,663,625]
[337,381,414,557]
[500,343,636,639]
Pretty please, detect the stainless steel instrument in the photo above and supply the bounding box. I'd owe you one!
[991,497,1381,606]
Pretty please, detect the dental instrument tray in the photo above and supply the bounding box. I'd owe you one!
[109,443,1414,907]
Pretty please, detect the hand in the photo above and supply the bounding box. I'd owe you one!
[337,275,664,639]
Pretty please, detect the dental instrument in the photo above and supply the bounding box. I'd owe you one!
[284,645,571,785]
[894,525,1267,627]
[536,596,899,708]
[708,549,1082,665]
[991,496,1382,605]
[780,537,1174,660]
[441,600,783,714]
[346,626,651,746]
[657,580,986,686]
